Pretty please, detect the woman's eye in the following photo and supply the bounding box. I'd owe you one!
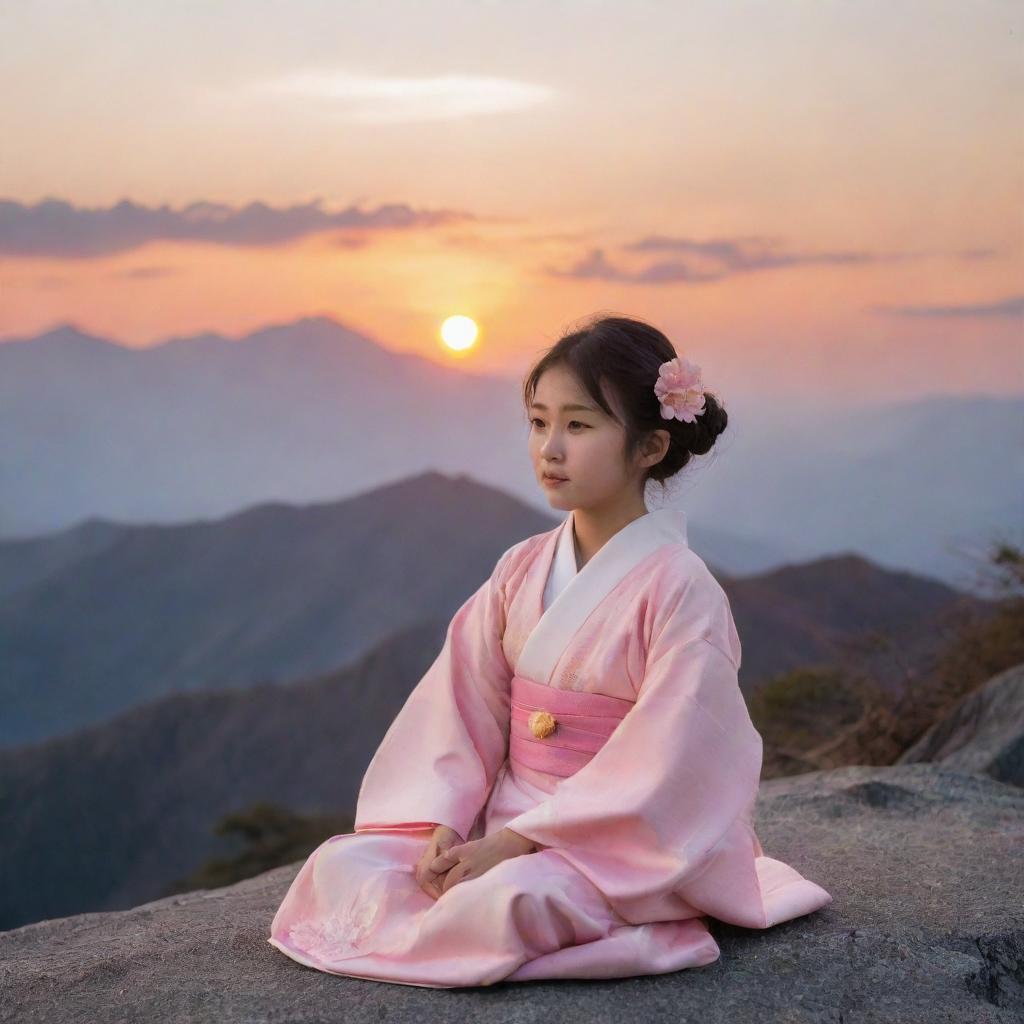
[530,418,588,430]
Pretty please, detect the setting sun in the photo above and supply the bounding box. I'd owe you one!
[440,315,479,353]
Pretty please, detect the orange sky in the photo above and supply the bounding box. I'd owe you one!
[1,1,1021,400]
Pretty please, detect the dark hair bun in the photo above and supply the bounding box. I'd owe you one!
[647,391,729,482]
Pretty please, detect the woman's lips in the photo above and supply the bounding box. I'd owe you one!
[543,474,569,486]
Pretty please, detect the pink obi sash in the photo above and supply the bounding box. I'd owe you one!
[509,674,634,779]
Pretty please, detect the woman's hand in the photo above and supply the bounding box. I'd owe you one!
[429,827,537,895]
[415,825,463,900]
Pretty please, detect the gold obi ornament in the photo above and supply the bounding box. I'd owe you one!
[510,675,632,779]
[527,709,557,739]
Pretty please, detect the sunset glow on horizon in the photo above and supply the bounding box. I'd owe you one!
[0,1,1020,403]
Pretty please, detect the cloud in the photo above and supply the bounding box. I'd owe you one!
[546,247,722,283]
[221,69,557,124]
[110,265,181,280]
[0,197,476,259]
[870,294,1024,319]
[955,247,1000,261]
[548,235,908,284]
[625,234,899,271]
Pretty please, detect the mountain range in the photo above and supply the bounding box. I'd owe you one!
[1,316,1019,587]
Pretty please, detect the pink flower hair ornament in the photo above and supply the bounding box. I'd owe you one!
[653,356,707,423]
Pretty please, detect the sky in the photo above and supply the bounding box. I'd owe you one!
[1,0,1021,403]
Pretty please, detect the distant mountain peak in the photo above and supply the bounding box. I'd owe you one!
[247,313,381,347]
[9,323,122,352]
[294,313,346,329]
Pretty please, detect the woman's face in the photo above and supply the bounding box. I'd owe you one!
[527,364,641,512]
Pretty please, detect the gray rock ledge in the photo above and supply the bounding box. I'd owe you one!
[1,763,1021,1024]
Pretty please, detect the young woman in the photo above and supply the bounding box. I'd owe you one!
[267,314,832,987]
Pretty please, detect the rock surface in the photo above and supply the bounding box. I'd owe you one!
[1,763,1022,1024]
[897,662,1024,787]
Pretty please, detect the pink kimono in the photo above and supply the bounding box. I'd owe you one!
[267,507,832,987]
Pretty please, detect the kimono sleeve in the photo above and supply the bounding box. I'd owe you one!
[352,544,517,844]
[501,581,781,927]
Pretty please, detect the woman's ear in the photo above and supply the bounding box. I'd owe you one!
[642,428,671,467]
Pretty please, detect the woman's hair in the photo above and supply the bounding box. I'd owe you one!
[522,313,729,492]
